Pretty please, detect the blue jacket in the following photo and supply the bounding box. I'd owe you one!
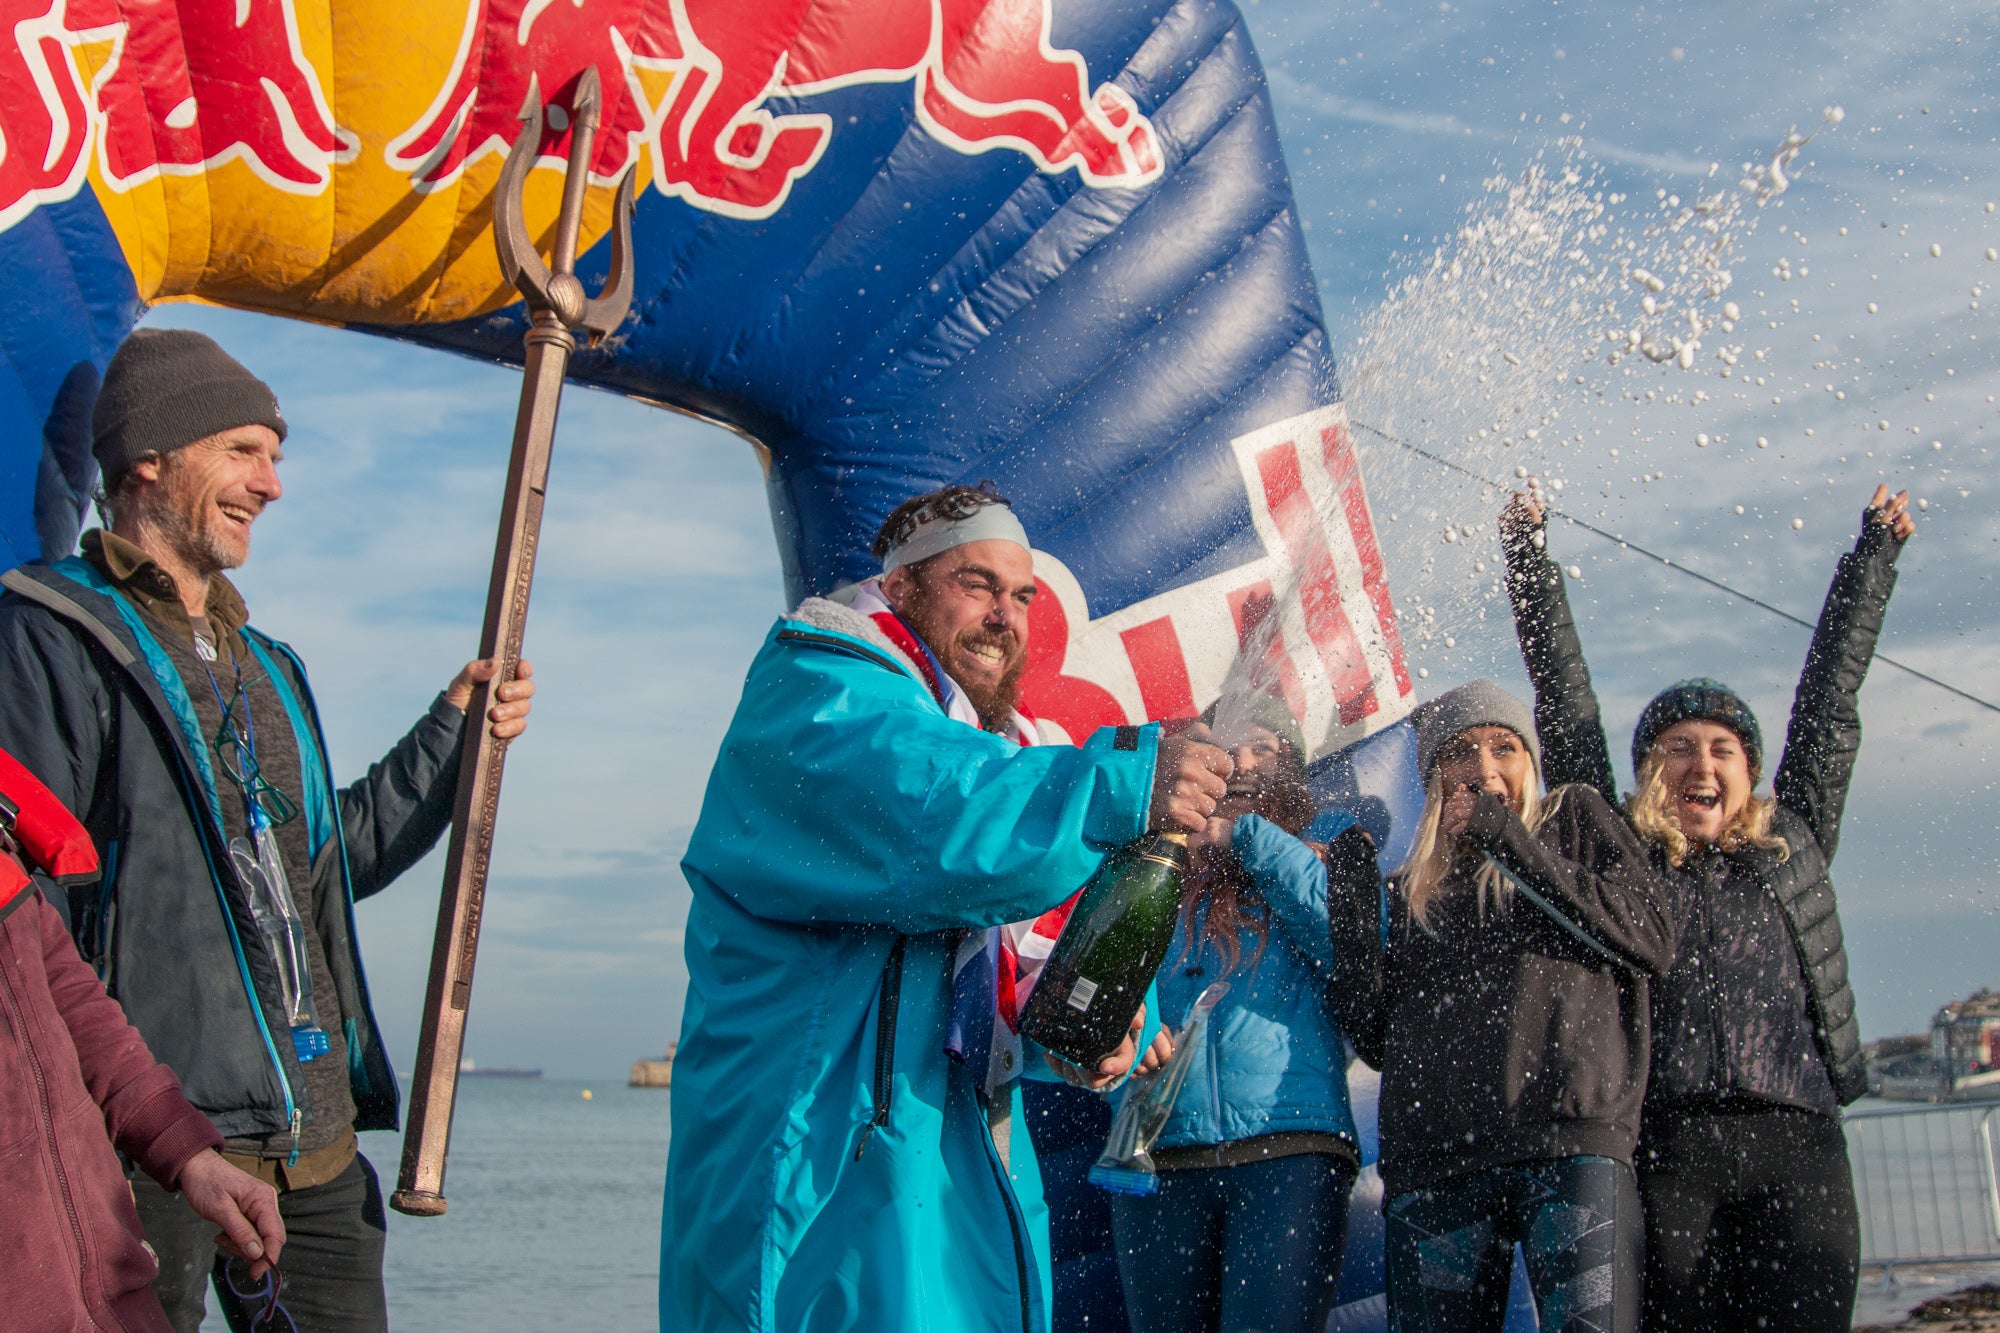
[1129,812,1359,1154]
[662,601,1158,1333]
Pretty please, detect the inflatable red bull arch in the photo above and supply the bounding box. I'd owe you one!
[0,0,1433,1323]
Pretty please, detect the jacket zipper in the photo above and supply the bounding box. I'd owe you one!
[1,955,92,1302]
[16,564,300,1138]
[972,1077,1037,1333]
[95,839,119,990]
[853,936,907,1161]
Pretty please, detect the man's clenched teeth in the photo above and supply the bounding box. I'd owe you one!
[218,502,258,526]
[958,635,1014,670]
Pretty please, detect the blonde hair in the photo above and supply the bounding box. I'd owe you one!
[1626,752,1789,867]
[1399,753,1564,930]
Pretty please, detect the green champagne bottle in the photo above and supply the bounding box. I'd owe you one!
[1020,830,1190,1069]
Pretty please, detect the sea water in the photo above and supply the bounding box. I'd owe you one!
[201,1078,672,1329]
[183,1083,1998,1328]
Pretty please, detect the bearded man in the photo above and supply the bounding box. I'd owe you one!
[661,484,1232,1333]
[0,327,535,1332]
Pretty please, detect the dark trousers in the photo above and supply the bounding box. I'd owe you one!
[1638,1107,1858,1333]
[1109,1152,1356,1333]
[1383,1155,1643,1333]
[131,1152,388,1333]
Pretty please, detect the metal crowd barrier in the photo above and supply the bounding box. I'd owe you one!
[1844,1102,2000,1273]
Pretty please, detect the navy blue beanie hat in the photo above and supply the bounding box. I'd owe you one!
[1632,678,1763,778]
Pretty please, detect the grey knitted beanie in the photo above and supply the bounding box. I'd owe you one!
[1413,679,1541,780]
[92,329,287,486]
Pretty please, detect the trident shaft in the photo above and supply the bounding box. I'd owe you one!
[390,68,634,1218]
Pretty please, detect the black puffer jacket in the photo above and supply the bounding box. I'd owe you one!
[1501,509,1904,1109]
[0,557,464,1141]
[1327,787,1682,1196]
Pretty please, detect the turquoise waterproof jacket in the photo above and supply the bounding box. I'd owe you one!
[661,601,1158,1333]
[1127,812,1359,1153]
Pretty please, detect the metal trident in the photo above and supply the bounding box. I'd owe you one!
[391,67,635,1218]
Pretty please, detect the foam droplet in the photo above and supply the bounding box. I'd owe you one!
[1929,243,1943,258]
[1917,498,1930,511]
[1417,667,1430,680]
[1734,505,1745,515]
[1867,302,1879,314]
[1565,565,1582,579]
[1756,436,1770,448]
[1695,433,1711,447]
[1790,518,1804,530]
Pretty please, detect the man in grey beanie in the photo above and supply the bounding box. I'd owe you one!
[0,327,538,1332]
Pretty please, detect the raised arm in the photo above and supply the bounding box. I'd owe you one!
[1500,494,1620,800]
[1319,825,1386,1068]
[684,632,1195,933]
[1771,487,1912,859]
[1458,784,1683,975]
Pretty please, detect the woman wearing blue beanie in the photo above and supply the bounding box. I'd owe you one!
[1499,484,1917,1333]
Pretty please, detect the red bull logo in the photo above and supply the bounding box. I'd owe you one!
[86,0,355,192]
[1021,405,1414,759]
[0,0,1160,238]
[0,0,103,232]
[0,0,350,224]
[388,0,1162,216]
[0,0,1165,319]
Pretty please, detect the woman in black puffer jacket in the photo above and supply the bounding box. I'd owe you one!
[1498,484,1916,1333]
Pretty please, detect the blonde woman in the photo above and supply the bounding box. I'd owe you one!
[1500,485,1917,1333]
[1327,681,1679,1333]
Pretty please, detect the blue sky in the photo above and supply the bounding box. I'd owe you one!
[146,0,1996,1077]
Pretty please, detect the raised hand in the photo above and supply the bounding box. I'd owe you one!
[1865,483,1916,543]
[1149,730,1233,833]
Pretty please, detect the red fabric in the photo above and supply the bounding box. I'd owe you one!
[0,848,27,916]
[2,884,220,1333]
[0,745,100,883]
[869,610,948,705]
[868,609,1039,743]
[995,888,1082,1033]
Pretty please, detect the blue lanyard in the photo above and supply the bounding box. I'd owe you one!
[198,638,268,835]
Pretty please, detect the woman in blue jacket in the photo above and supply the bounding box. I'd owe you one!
[1107,694,1372,1333]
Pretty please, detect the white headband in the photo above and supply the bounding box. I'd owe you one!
[881,502,1031,574]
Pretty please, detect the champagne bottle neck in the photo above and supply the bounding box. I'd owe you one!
[1137,829,1190,869]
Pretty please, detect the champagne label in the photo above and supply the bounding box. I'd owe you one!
[1066,976,1099,1012]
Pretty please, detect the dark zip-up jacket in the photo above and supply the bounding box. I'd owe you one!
[0,556,466,1141]
[1501,511,1902,1109]
[1328,784,1681,1197]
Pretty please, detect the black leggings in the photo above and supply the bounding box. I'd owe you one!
[1638,1106,1858,1333]
[1110,1151,1357,1333]
[1383,1155,1643,1333]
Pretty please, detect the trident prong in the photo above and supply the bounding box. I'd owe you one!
[494,67,636,343]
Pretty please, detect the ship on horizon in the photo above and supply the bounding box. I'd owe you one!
[458,1058,543,1079]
